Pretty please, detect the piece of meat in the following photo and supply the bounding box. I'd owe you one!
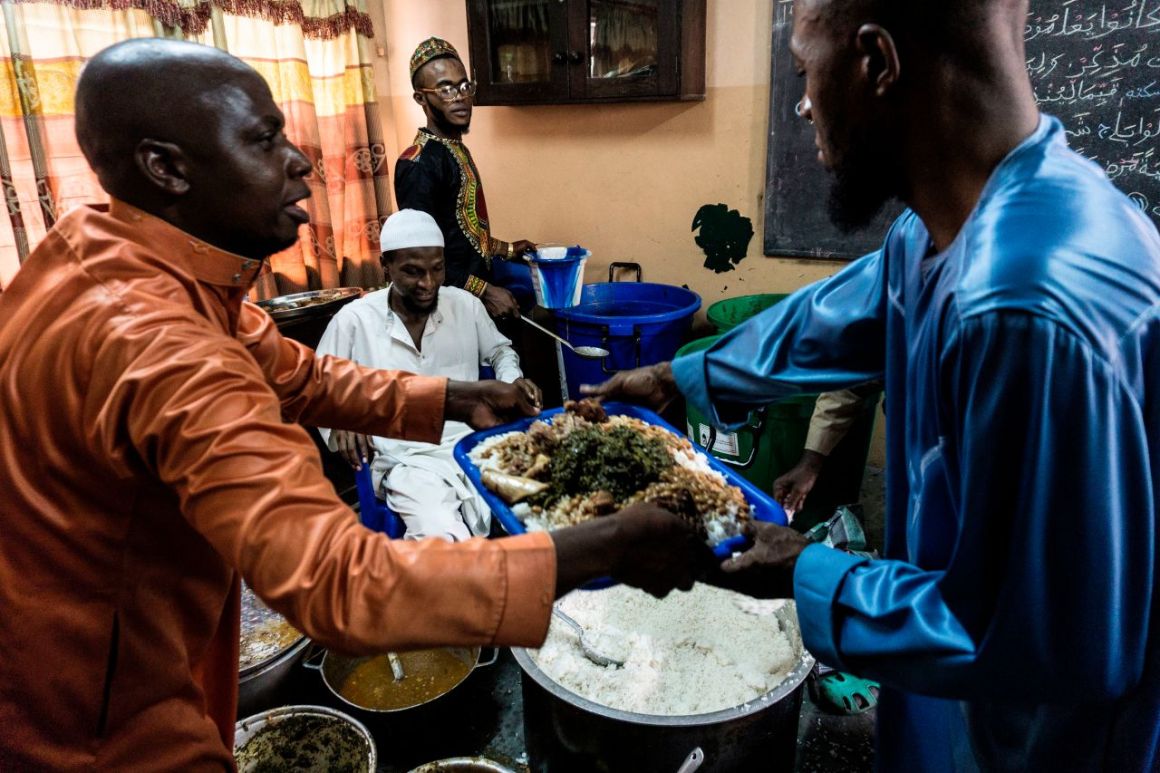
[642,487,704,539]
[528,420,560,453]
[588,490,617,516]
[564,398,608,424]
[525,453,552,480]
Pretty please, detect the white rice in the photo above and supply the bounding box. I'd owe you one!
[530,584,801,716]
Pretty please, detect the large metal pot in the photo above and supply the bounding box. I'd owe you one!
[238,636,310,717]
[308,646,498,714]
[238,584,309,717]
[234,704,376,772]
[513,603,814,772]
[408,758,518,773]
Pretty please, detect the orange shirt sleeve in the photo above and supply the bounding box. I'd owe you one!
[237,302,446,444]
[113,312,555,651]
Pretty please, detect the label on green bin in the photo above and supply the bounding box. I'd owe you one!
[689,422,740,457]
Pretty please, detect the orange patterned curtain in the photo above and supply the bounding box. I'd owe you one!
[0,0,391,296]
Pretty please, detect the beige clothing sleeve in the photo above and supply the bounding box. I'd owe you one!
[804,389,867,456]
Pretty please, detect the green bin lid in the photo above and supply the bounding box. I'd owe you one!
[706,293,789,333]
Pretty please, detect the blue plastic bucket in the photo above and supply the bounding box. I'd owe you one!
[527,245,590,309]
[555,282,701,398]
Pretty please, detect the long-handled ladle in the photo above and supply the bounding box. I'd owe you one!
[520,315,609,359]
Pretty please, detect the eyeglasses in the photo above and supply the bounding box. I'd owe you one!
[417,80,477,102]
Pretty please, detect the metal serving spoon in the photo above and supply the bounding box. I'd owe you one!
[520,316,609,359]
[552,607,625,668]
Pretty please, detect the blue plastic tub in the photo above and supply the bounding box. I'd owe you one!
[453,401,788,587]
[554,282,701,399]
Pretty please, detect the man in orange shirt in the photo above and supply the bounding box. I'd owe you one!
[0,39,704,771]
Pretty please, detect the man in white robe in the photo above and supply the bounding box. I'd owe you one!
[317,209,541,541]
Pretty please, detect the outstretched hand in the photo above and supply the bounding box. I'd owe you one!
[552,503,717,598]
[579,362,678,411]
[772,450,825,518]
[700,521,810,599]
[445,379,540,430]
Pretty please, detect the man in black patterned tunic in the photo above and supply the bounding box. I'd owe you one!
[395,37,536,320]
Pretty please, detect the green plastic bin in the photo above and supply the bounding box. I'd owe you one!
[706,293,789,333]
[678,333,880,530]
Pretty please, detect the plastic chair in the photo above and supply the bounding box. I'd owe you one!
[355,464,405,539]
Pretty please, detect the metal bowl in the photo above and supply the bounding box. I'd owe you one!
[255,287,362,322]
[310,646,497,714]
[234,704,376,772]
[407,758,517,773]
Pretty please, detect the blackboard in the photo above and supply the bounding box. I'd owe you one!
[764,0,1160,259]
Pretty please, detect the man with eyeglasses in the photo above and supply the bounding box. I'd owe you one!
[395,37,535,321]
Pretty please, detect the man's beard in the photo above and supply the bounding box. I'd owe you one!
[400,291,438,316]
[432,105,469,136]
[825,129,899,233]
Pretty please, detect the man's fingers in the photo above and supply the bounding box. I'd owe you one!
[720,550,752,574]
[578,383,606,398]
[336,433,360,470]
[519,380,542,408]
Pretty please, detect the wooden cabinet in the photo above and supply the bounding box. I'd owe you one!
[465,0,705,105]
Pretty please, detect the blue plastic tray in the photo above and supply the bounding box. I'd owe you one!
[452,402,788,560]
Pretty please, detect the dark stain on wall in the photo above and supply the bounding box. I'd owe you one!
[692,204,754,273]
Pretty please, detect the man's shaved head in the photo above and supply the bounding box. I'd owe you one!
[76,39,255,196]
[801,0,998,62]
[75,38,313,258]
[790,0,1031,232]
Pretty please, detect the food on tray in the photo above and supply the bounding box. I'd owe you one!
[259,289,349,314]
[469,399,751,542]
[480,469,548,504]
[532,584,800,715]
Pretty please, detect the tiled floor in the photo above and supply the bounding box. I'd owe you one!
[793,464,885,773]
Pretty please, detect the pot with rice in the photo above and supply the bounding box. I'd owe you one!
[515,587,813,772]
[457,400,809,770]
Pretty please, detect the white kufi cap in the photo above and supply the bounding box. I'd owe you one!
[379,209,444,253]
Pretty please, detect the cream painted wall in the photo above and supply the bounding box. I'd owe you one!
[371,0,887,468]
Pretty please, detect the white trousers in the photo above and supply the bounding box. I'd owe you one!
[382,464,489,542]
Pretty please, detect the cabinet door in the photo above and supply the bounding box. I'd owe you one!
[565,0,678,100]
[468,0,570,105]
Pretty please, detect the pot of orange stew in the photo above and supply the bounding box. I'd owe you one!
[306,646,498,715]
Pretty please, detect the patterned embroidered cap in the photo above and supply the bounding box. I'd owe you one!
[410,37,461,82]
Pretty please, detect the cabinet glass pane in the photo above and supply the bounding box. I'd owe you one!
[487,0,552,84]
[588,0,659,80]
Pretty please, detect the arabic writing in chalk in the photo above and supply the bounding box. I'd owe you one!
[1023,2,1160,190]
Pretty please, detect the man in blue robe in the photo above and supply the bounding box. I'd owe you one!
[587,1,1160,769]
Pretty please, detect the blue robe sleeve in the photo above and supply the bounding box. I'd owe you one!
[672,248,888,429]
[795,311,1153,702]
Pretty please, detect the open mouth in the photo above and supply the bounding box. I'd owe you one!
[283,203,310,224]
[283,191,311,224]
